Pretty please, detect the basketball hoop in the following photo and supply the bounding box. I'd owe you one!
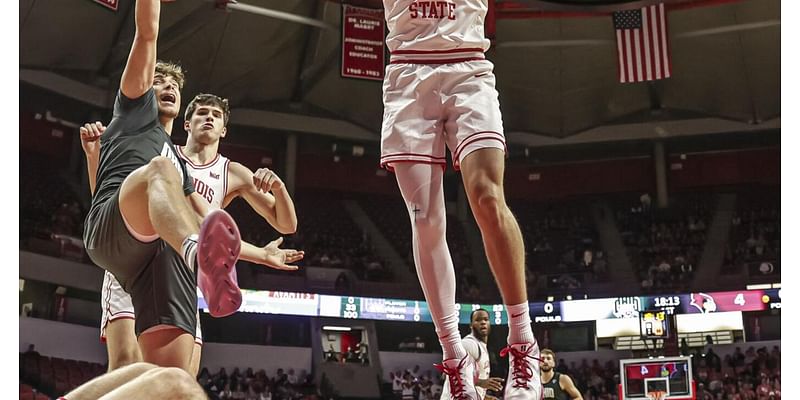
[647,390,667,400]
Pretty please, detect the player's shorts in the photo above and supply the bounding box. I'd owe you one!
[100,271,203,345]
[380,59,507,171]
[84,188,197,337]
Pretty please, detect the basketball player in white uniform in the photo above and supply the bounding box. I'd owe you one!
[441,309,505,400]
[380,1,541,399]
[82,93,303,376]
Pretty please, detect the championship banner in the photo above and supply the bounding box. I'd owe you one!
[341,5,385,81]
[93,0,119,11]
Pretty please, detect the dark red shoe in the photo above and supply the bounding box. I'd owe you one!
[196,209,242,317]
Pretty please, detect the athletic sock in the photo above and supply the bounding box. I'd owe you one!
[506,302,535,344]
[181,234,199,271]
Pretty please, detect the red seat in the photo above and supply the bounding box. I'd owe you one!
[55,379,70,396]
[67,367,83,380]
[20,383,33,394]
[20,392,34,400]
[23,358,39,382]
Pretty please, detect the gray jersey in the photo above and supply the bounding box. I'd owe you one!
[90,88,193,211]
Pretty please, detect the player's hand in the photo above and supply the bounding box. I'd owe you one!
[257,237,304,271]
[476,377,505,392]
[80,121,105,156]
[252,167,285,194]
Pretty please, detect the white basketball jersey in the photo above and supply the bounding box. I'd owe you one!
[177,146,230,210]
[465,334,490,381]
[441,333,490,399]
[383,0,491,62]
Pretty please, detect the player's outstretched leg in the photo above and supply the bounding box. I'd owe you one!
[460,148,542,400]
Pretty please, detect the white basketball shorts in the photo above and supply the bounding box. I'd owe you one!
[380,59,506,171]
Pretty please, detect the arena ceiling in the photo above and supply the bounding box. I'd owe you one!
[20,0,779,144]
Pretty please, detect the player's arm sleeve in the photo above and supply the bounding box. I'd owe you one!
[560,374,584,400]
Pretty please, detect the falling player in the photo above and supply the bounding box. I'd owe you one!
[81,93,303,375]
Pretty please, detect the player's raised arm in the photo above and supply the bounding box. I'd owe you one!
[225,163,298,235]
[120,0,163,99]
[79,121,106,195]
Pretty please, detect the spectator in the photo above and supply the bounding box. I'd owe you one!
[391,371,403,399]
[325,344,338,362]
[220,382,234,399]
[345,346,358,363]
[401,372,415,400]
[681,338,691,357]
[23,344,40,357]
[357,340,369,365]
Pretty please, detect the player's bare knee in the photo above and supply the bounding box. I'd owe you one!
[470,183,503,223]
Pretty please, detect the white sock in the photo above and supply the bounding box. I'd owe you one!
[439,305,467,361]
[506,302,535,344]
[181,234,199,271]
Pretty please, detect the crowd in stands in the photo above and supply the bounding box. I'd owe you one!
[20,346,324,400]
[555,358,619,400]
[20,149,395,284]
[21,141,781,299]
[616,193,711,293]
[20,156,86,245]
[723,190,780,278]
[386,365,444,400]
[547,344,781,400]
[357,193,483,302]
[20,345,105,400]
[509,199,609,295]
[323,341,370,365]
[198,366,321,400]
[691,344,781,400]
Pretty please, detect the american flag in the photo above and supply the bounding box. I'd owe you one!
[612,4,671,83]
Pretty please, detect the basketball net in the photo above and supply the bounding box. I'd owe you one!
[647,390,667,400]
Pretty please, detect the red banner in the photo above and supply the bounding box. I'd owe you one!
[93,0,119,11]
[341,5,385,81]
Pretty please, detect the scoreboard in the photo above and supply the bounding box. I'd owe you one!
[198,288,780,324]
[640,310,669,339]
[317,296,523,325]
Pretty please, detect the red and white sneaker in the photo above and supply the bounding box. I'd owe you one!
[435,355,480,400]
[500,342,543,400]
[196,209,242,318]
